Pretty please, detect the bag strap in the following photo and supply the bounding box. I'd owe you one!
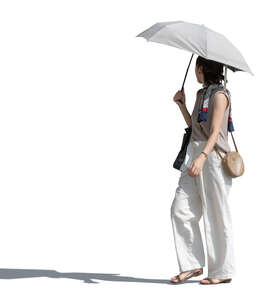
[198,101,239,160]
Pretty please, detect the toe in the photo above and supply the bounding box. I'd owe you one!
[200,278,211,284]
[171,276,179,282]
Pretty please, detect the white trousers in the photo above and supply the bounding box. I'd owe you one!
[170,136,235,279]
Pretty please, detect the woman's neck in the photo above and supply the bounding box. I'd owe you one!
[202,82,222,88]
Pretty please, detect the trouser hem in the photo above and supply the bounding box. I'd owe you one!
[179,264,205,273]
[207,271,236,279]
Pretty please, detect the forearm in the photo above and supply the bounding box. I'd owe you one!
[201,129,219,156]
[178,104,192,127]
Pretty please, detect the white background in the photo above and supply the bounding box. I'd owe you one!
[0,0,264,299]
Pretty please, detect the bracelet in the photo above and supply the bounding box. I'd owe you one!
[201,151,208,158]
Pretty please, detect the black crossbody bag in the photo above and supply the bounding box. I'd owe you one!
[173,125,192,170]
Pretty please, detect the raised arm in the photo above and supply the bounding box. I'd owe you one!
[173,88,192,127]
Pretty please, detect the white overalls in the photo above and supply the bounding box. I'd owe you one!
[170,135,235,279]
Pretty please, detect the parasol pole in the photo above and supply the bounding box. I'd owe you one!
[178,53,194,104]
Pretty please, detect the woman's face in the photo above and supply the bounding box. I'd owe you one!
[195,64,204,84]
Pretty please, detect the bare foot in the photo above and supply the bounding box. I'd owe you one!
[170,268,203,283]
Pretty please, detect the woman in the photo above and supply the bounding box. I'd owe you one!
[170,56,235,285]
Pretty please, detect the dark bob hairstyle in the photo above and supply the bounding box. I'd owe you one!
[196,56,227,85]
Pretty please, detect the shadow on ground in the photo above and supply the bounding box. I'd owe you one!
[0,269,199,284]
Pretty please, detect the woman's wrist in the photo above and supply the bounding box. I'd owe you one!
[200,151,208,159]
[178,102,186,109]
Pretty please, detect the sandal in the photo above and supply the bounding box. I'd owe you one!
[200,277,232,285]
[170,268,203,284]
